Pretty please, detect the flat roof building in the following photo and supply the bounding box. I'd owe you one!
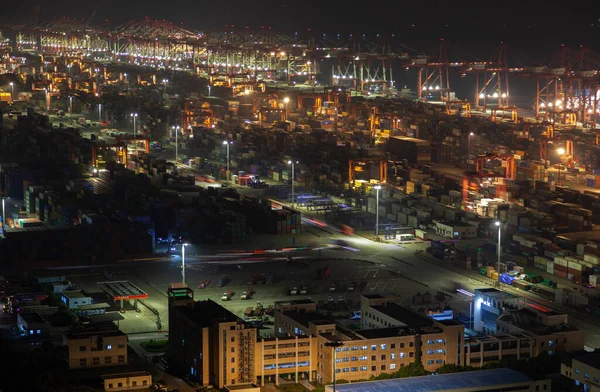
[562,353,600,391]
[324,368,550,392]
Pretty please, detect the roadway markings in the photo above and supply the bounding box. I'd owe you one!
[390,256,413,266]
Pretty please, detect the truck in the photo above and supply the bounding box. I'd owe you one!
[240,289,254,300]
[415,229,428,240]
[221,290,234,301]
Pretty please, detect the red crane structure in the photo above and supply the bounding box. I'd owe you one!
[522,45,600,127]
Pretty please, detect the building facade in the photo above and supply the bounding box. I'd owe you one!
[561,353,600,392]
[63,330,128,369]
[169,289,582,389]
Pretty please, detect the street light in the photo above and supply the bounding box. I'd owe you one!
[130,113,138,139]
[9,82,13,100]
[98,103,102,123]
[468,132,474,156]
[495,221,502,280]
[557,148,565,186]
[69,96,73,114]
[283,97,290,120]
[1,197,5,231]
[223,140,232,181]
[288,160,298,208]
[162,79,168,96]
[374,185,382,241]
[173,126,181,163]
[207,85,211,96]
[181,243,189,285]
[324,341,344,392]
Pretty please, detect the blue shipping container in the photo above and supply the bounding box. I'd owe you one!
[587,178,596,188]
[499,273,516,285]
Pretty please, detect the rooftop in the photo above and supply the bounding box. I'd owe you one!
[65,329,126,340]
[281,310,334,329]
[326,368,533,392]
[498,309,577,335]
[575,353,600,369]
[355,327,433,339]
[371,302,435,328]
[97,281,148,300]
[101,371,151,380]
[63,290,87,299]
[475,288,516,300]
[178,299,241,327]
[18,312,46,324]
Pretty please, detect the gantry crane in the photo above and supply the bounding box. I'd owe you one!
[348,157,387,185]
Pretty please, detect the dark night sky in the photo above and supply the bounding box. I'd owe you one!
[2,0,600,60]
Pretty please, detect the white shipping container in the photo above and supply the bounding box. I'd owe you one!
[584,254,600,265]
[590,275,600,287]
[554,257,567,266]
[546,262,554,274]
[568,261,583,272]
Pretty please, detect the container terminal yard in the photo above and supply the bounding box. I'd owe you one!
[0,16,599,392]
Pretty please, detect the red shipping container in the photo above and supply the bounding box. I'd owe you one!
[554,264,567,272]
[554,270,568,279]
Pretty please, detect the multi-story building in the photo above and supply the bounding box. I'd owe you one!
[462,288,584,366]
[168,288,583,389]
[168,287,257,388]
[63,329,128,369]
[561,353,600,391]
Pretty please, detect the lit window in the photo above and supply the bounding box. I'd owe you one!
[391,354,396,359]
[361,346,368,350]
[390,364,396,369]
[36,330,41,334]
[342,347,349,351]
[351,367,358,372]
[427,360,434,364]
[371,345,376,351]
[342,368,349,372]
[106,345,112,350]
[380,344,387,350]
[342,358,349,362]
[29,330,34,335]
[360,356,367,360]
[400,353,405,359]
[427,350,435,354]
[360,366,367,371]
[351,357,358,361]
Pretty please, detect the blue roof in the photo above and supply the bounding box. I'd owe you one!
[327,368,532,392]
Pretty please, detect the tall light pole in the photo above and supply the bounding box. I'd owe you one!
[557,147,565,186]
[283,97,290,120]
[223,141,232,182]
[9,82,13,100]
[495,221,502,279]
[207,85,211,97]
[324,341,344,392]
[181,243,189,285]
[288,160,298,208]
[173,125,181,163]
[468,132,474,156]
[98,103,102,123]
[130,112,138,139]
[162,79,168,97]
[69,96,73,114]
[1,197,5,231]
[374,185,381,241]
